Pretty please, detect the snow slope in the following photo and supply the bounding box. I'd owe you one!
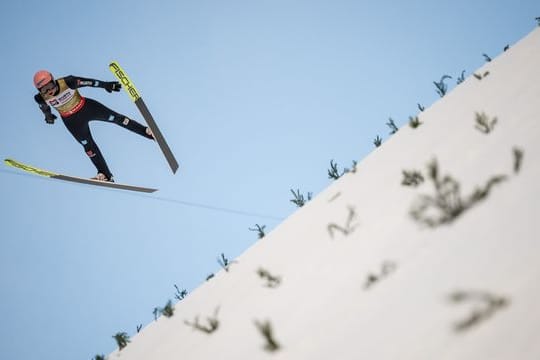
[108,27,540,360]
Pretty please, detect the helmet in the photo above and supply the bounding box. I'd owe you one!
[33,70,54,88]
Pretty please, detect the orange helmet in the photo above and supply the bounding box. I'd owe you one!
[33,70,54,88]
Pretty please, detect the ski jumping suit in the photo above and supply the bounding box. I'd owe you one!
[34,75,153,179]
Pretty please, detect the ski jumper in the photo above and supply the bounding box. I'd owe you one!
[34,76,153,179]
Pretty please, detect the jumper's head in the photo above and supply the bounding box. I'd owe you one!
[33,70,56,95]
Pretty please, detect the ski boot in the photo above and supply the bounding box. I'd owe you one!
[92,173,114,182]
[146,127,155,140]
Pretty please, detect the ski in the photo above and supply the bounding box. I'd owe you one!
[109,61,179,174]
[4,158,158,193]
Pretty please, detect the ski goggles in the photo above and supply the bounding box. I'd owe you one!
[39,81,57,94]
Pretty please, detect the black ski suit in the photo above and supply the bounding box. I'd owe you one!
[34,75,153,179]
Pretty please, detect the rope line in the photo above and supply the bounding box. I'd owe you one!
[0,168,285,221]
[138,194,284,220]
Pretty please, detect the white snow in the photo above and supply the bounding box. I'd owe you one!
[108,27,540,360]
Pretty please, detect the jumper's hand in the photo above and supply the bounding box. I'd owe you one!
[45,112,57,124]
[104,81,121,93]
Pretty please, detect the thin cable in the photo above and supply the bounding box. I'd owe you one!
[0,168,285,221]
[137,194,284,220]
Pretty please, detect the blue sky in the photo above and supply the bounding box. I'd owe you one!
[0,1,538,359]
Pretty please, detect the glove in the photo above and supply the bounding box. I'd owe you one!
[45,112,57,124]
[104,81,121,93]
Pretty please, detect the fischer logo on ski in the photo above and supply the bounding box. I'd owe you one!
[4,158,57,177]
[109,61,140,102]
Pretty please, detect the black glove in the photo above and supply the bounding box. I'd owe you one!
[45,112,57,124]
[104,81,121,93]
